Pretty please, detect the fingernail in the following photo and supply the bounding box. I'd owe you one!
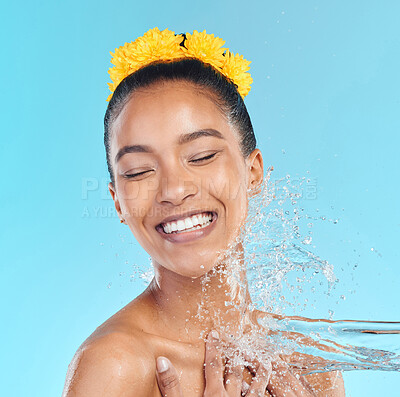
[242,380,250,392]
[210,330,219,339]
[157,356,169,373]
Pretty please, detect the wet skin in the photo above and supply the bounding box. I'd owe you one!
[62,81,344,396]
[108,80,255,278]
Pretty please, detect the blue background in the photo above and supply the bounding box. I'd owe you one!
[1,0,399,395]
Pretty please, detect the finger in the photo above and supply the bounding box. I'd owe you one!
[224,362,243,395]
[243,380,273,397]
[204,330,224,393]
[243,352,279,376]
[155,356,184,397]
[242,380,251,395]
[247,361,272,397]
[267,361,312,397]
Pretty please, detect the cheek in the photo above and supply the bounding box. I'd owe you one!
[206,163,248,219]
[117,180,158,217]
[207,157,246,196]
[116,184,140,211]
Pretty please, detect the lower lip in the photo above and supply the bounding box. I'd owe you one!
[156,213,218,244]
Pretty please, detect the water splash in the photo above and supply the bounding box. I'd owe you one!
[195,167,400,374]
[129,167,399,374]
[265,317,400,374]
[244,168,338,315]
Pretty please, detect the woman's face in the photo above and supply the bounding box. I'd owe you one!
[108,80,263,278]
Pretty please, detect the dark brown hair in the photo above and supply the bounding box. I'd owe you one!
[104,58,256,184]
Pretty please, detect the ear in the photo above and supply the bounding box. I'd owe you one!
[246,149,264,194]
[108,182,126,224]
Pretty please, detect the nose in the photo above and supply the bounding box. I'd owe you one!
[156,167,199,206]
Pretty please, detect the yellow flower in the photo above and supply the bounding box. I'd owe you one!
[133,27,184,64]
[221,51,253,98]
[106,28,253,101]
[107,27,184,99]
[182,30,226,70]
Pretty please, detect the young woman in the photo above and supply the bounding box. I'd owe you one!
[62,28,345,396]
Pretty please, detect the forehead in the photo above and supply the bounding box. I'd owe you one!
[111,80,240,148]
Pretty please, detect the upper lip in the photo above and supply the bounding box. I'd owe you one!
[157,210,217,226]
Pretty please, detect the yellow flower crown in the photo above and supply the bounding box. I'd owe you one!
[107,27,253,101]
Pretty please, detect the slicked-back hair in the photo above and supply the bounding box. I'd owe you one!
[104,58,256,185]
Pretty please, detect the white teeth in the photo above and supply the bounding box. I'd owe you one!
[161,212,214,234]
[177,220,185,231]
[184,218,194,229]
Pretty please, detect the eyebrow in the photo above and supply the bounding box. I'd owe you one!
[115,128,225,163]
[178,128,225,145]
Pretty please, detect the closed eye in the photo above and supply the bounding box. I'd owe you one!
[124,170,153,179]
[190,152,218,163]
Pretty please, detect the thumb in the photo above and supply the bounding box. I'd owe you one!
[155,356,184,397]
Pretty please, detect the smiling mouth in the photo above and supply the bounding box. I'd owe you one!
[156,211,217,235]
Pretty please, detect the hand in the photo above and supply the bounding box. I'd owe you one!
[260,360,315,397]
[155,356,183,397]
[156,330,272,396]
[156,330,316,396]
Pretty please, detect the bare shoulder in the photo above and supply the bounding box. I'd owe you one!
[302,371,345,396]
[62,293,159,397]
[62,329,156,397]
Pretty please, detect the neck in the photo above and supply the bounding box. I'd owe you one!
[148,244,253,342]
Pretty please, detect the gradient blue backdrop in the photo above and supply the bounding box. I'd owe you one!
[1,1,399,396]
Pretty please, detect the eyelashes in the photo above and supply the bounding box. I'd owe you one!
[123,151,221,180]
[124,170,152,179]
[189,152,218,163]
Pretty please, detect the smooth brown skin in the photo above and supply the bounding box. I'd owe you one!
[62,81,345,396]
